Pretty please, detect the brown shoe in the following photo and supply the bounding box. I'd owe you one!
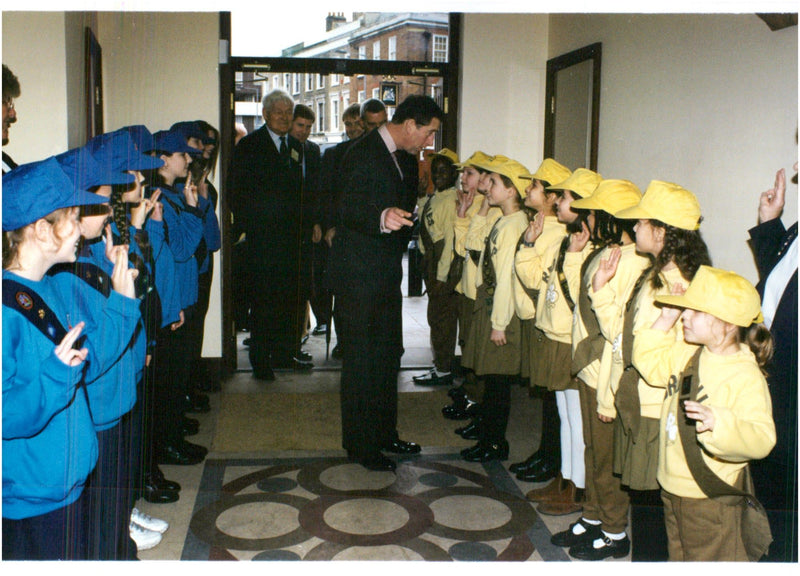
[525,472,564,503]
[537,481,584,516]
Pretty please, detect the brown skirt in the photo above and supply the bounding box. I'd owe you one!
[529,327,576,391]
[461,293,521,376]
[613,415,660,490]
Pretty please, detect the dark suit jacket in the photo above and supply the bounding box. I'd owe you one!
[230,125,311,286]
[328,128,418,300]
[318,139,354,232]
[749,218,798,467]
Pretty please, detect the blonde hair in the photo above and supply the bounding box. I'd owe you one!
[2,207,77,269]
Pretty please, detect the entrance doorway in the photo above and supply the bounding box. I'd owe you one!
[217,12,461,372]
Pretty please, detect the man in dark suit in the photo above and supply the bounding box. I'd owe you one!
[748,164,798,563]
[316,103,365,351]
[290,104,326,336]
[231,89,315,380]
[2,64,21,173]
[329,95,444,471]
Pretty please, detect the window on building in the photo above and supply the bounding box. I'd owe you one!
[331,74,339,86]
[433,34,448,62]
[342,91,350,110]
[283,73,291,89]
[388,36,397,61]
[358,45,366,60]
[317,74,325,89]
[293,74,301,94]
[372,87,380,100]
[331,97,340,132]
[358,90,366,102]
[306,74,313,91]
[344,74,350,84]
[316,101,325,134]
[373,40,380,60]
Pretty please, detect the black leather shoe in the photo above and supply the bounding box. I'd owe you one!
[142,479,179,504]
[509,449,544,474]
[516,458,559,483]
[551,518,603,548]
[442,403,471,420]
[311,324,328,336]
[464,399,481,417]
[358,453,396,472]
[295,350,313,362]
[412,370,454,387]
[447,385,468,400]
[253,367,275,381]
[148,467,181,492]
[455,420,480,440]
[331,345,343,360]
[242,337,251,347]
[569,534,630,561]
[157,443,205,466]
[272,357,314,371]
[183,391,210,414]
[462,440,509,462]
[182,416,199,436]
[383,438,421,454]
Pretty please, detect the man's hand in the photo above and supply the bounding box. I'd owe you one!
[758,168,786,224]
[383,207,414,231]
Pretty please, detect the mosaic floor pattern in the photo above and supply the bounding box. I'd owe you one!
[182,454,571,561]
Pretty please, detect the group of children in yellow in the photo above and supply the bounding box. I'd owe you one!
[416,151,776,561]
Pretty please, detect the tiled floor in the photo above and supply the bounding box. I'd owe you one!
[135,262,631,563]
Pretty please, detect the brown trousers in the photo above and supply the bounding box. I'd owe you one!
[661,490,749,561]
[426,279,460,373]
[579,379,629,534]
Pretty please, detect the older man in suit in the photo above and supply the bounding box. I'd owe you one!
[231,89,315,381]
[748,164,798,563]
[329,95,444,471]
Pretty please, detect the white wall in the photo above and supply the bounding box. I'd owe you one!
[459,14,549,173]
[548,13,798,283]
[2,12,70,163]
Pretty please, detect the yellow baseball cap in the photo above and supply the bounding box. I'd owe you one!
[489,157,533,198]
[456,150,492,170]
[548,167,602,198]
[432,148,459,165]
[655,265,764,327]
[570,178,642,215]
[521,158,572,188]
[615,180,702,231]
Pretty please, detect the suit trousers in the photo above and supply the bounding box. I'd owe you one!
[579,379,629,534]
[336,284,403,458]
[310,240,332,327]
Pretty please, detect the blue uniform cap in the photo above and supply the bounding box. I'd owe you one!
[2,157,111,231]
[121,124,156,154]
[152,130,200,155]
[170,120,213,146]
[87,130,165,173]
[55,146,135,189]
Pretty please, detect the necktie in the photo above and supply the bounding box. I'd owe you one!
[391,151,404,180]
[279,136,288,157]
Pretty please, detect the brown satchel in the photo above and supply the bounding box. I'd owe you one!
[676,349,773,562]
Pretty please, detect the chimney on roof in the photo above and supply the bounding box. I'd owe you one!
[326,12,347,31]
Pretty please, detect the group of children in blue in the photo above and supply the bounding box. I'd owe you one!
[2,120,221,560]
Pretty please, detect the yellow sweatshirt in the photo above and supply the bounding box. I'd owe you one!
[629,266,695,419]
[476,209,529,331]
[513,216,566,322]
[419,187,458,282]
[456,202,502,300]
[635,330,776,498]
[589,243,651,418]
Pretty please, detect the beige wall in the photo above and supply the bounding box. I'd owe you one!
[459,14,549,172]
[548,13,798,282]
[96,11,221,356]
[2,12,70,163]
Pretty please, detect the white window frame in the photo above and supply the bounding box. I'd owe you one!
[358,45,366,60]
[373,40,380,60]
[388,36,397,61]
[433,34,448,63]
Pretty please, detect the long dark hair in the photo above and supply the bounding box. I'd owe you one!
[649,219,712,289]
[591,210,636,248]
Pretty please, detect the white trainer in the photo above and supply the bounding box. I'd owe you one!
[131,507,169,533]
[129,521,162,551]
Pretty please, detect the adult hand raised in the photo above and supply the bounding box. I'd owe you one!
[758,168,786,224]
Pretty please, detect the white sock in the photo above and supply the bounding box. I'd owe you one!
[435,370,451,377]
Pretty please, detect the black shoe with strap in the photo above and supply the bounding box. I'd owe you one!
[569,533,630,561]
[551,518,603,548]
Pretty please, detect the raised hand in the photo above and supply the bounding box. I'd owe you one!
[524,212,545,244]
[130,188,161,228]
[109,240,138,299]
[55,322,89,367]
[457,187,476,218]
[569,220,591,252]
[593,246,621,292]
[758,168,785,224]
[183,170,198,208]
